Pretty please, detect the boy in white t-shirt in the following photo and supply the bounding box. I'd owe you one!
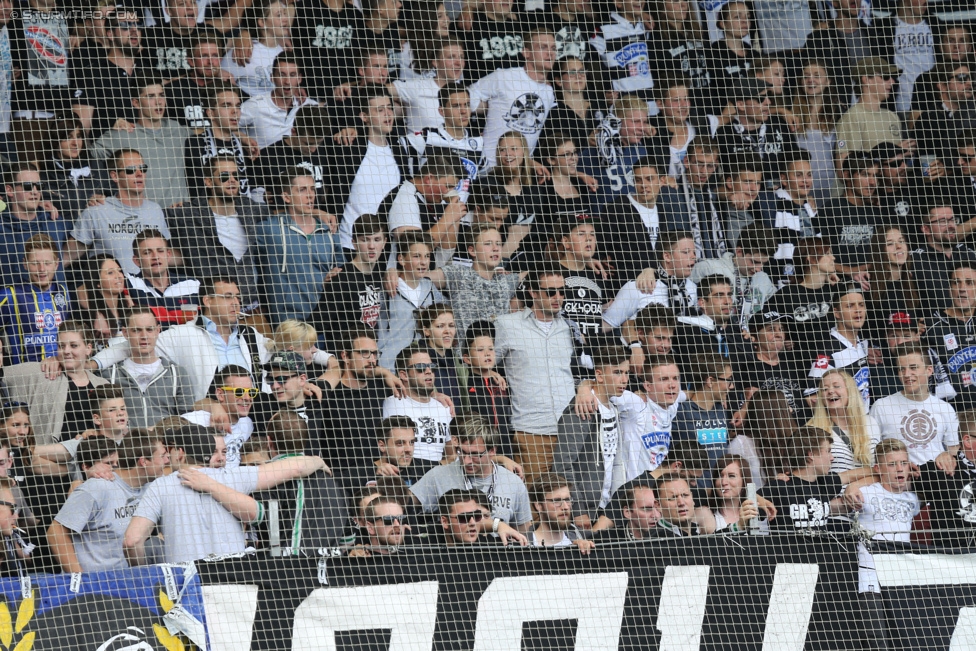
[616,354,682,482]
[853,438,920,650]
[870,344,960,465]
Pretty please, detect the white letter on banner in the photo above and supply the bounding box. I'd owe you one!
[472,572,629,651]
[291,581,439,651]
[762,564,819,651]
[949,607,976,651]
[201,584,261,651]
[657,566,710,651]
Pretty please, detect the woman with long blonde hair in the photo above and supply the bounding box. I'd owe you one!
[807,369,880,472]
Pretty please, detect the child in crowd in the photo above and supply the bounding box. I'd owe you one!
[760,427,874,531]
[0,234,70,364]
[853,439,919,651]
[460,322,513,457]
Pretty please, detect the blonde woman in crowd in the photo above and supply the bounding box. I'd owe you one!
[807,369,881,473]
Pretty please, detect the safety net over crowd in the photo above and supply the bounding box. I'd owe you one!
[3,0,976,648]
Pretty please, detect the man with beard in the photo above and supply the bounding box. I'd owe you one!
[355,496,409,555]
[184,84,260,203]
[526,473,594,552]
[870,142,928,235]
[382,344,454,466]
[323,327,399,490]
[168,155,270,308]
[913,203,976,313]
[715,77,796,186]
[72,11,146,137]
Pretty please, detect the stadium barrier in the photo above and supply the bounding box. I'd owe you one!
[1,534,974,650]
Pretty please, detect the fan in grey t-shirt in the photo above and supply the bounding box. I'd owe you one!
[53,474,144,572]
[410,458,532,527]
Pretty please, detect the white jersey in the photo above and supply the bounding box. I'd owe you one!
[468,67,555,168]
[382,395,453,462]
[614,391,679,481]
[856,483,920,593]
[871,392,960,465]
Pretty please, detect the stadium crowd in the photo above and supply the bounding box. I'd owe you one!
[1,0,976,643]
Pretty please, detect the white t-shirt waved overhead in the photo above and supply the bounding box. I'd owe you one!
[340,141,402,248]
[467,67,555,169]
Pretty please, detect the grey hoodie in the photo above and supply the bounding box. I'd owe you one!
[553,398,626,522]
[100,359,196,429]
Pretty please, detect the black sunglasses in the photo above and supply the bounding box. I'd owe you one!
[15,182,40,192]
[270,374,298,385]
[538,287,565,297]
[956,72,972,83]
[122,164,149,175]
[375,514,404,525]
[453,511,485,523]
[218,171,238,182]
[0,501,19,514]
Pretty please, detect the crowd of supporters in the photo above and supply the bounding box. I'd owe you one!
[1,0,976,644]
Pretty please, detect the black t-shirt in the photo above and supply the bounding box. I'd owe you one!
[912,244,976,314]
[60,381,96,441]
[733,351,806,416]
[705,40,753,116]
[350,23,403,82]
[540,101,607,152]
[648,32,712,113]
[765,283,835,359]
[165,76,211,129]
[310,263,385,345]
[250,392,331,458]
[72,54,141,137]
[552,12,596,61]
[460,12,527,81]
[714,115,797,182]
[759,473,844,531]
[322,378,389,491]
[914,453,976,548]
[818,198,882,269]
[138,25,199,80]
[560,267,607,340]
[292,0,364,96]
